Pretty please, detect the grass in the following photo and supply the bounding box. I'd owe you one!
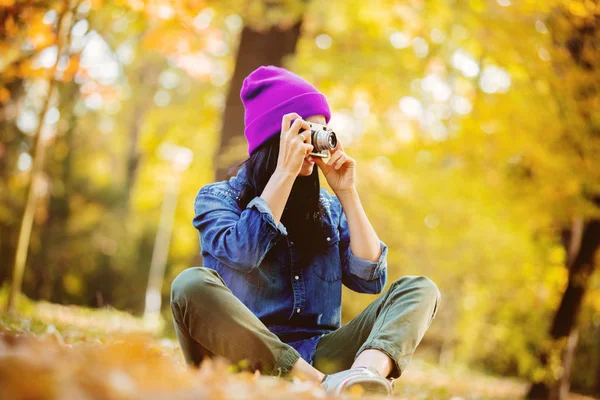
[0,292,596,400]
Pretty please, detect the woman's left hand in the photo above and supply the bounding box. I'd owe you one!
[312,140,356,195]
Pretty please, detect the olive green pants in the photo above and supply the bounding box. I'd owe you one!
[170,267,440,380]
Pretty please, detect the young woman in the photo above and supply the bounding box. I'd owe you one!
[170,65,440,395]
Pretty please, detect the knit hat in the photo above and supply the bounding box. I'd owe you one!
[240,65,331,155]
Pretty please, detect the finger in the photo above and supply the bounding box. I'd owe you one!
[285,119,304,141]
[313,155,328,169]
[333,154,347,170]
[288,118,308,137]
[281,113,302,136]
[326,151,343,166]
[301,144,314,158]
[298,130,311,144]
[282,112,301,132]
[291,119,311,137]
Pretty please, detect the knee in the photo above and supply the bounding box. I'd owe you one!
[392,275,441,305]
[170,267,217,307]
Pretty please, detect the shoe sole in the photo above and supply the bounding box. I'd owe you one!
[335,376,392,396]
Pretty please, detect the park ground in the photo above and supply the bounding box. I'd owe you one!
[0,295,596,400]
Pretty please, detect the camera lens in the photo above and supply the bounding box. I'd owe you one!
[328,132,337,149]
[308,124,338,152]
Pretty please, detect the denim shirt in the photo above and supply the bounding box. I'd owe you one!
[192,164,388,365]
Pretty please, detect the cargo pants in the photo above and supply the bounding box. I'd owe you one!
[170,267,440,380]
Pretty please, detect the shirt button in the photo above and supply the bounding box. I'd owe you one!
[294,275,299,280]
[296,308,301,313]
[326,237,331,241]
[290,241,294,245]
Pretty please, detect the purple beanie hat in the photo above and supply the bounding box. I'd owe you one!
[240,65,331,155]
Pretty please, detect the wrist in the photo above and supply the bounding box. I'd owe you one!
[273,167,297,183]
[335,186,358,199]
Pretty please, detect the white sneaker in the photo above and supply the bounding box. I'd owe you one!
[320,366,392,396]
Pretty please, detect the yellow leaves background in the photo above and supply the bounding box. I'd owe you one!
[0,0,599,395]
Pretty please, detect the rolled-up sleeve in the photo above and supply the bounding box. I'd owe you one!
[193,190,287,273]
[246,197,288,237]
[337,200,388,294]
[348,240,388,281]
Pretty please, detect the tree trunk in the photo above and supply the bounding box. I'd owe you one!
[558,328,579,400]
[215,18,304,182]
[527,211,600,399]
[33,82,78,302]
[0,78,26,284]
[124,62,160,205]
[527,5,599,397]
[596,331,600,397]
[6,5,74,313]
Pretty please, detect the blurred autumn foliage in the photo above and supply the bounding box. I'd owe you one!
[0,322,328,400]
[0,299,529,400]
[1,0,599,399]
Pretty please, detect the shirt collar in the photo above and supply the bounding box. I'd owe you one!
[229,163,248,191]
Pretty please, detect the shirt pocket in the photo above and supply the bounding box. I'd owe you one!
[311,232,342,282]
[243,250,278,290]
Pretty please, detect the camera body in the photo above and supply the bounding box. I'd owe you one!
[299,121,338,158]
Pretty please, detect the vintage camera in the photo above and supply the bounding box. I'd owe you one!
[299,121,338,158]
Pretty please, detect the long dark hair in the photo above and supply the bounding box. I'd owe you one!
[230,133,330,260]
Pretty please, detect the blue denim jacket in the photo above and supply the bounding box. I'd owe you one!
[192,164,388,365]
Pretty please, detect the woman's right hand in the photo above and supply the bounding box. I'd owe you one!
[276,113,313,177]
